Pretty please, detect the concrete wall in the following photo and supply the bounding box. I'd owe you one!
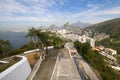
[24,46,54,54]
[0,56,31,80]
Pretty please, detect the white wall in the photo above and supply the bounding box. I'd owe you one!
[24,46,54,54]
[0,56,31,80]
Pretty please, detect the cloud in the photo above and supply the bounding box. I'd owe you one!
[87,3,99,8]
[0,0,28,16]
[102,7,120,15]
[0,0,69,23]
[87,6,120,18]
[0,0,120,25]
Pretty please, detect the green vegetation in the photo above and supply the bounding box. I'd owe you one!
[0,56,21,72]
[96,38,120,54]
[116,55,120,64]
[0,27,63,60]
[0,39,13,55]
[86,18,120,38]
[0,41,35,59]
[64,22,69,27]
[74,41,120,80]
[34,53,40,60]
[26,52,40,68]
[85,18,120,54]
[26,27,64,60]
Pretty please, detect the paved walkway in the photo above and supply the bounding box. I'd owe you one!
[51,49,82,80]
[57,58,81,80]
[67,42,99,80]
[78,55,99,80]
[32,49,58,80]
[27,58,42,80]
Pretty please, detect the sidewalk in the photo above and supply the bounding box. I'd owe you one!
[78,55,99,80]
[51,49,82,80]
[27,58,42,80]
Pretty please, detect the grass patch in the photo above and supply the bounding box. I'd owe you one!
[25,52,40,68]
[0,56,21,73]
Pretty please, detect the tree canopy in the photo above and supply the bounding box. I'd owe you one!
[74,41,120,80]
[0,39,13,55]
[26,27,64,60]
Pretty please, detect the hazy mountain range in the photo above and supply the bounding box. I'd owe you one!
[70,21,90,28]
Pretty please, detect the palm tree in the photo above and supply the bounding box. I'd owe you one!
[36,30,51,57]
[26,27,49,60]
[26,27,64,61]
[26,27,38,49]
[26,27,43,60]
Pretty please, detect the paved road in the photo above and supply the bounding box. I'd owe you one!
[99,52,116,61]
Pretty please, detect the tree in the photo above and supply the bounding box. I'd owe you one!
[0,39,13,55]
[74,41,120,80]
[26,27,39,49]
[26,28,63,61]
[52,36,63,49]
[26,27,45,60]
[64,22,69,27]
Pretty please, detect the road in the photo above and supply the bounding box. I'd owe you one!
[99,52,116,62]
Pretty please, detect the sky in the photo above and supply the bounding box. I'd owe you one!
[0,0,120,30]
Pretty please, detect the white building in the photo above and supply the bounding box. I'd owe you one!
[79,35,87,43]
[86,38,95,48]
[59,30,95,48]
[57,29,67,35]
[105,48,117,55]
[79,35,95,48]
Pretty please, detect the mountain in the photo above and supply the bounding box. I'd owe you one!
[85,18,120,38]
[48,24,63,30]
[64,25,83,34]
[70,21,90,28]
[48,21,90,30]
[0,31,29,48]
[63,21,90,34]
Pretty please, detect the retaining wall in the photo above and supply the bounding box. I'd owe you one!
[0,56,31,80]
